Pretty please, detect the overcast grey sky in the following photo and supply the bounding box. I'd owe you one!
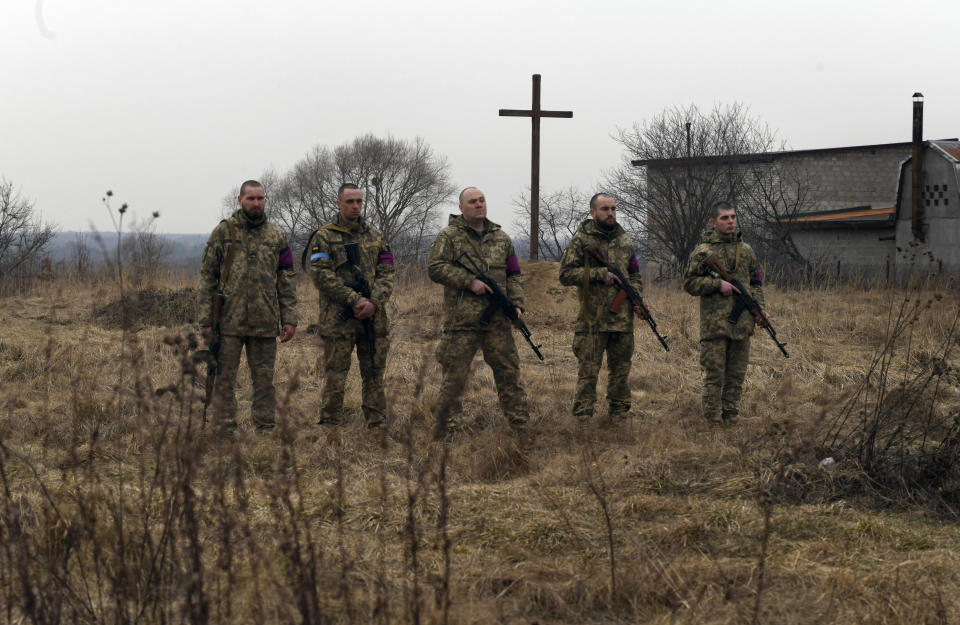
[2,0,958,235]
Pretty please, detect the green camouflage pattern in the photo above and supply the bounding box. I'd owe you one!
[434,318,529,430]
[559,219,643,333]
[571,330,635,419]
[682,229,765,341]
[307,214,395,337]
[212,335,278,431]
[198,208,298,337]
[427,214,525,331]
[700,337,751,421]
[317,330,391,427]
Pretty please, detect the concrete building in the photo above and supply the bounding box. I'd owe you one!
[632,95,959,281]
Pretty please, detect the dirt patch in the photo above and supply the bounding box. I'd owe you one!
[93,288,198,329]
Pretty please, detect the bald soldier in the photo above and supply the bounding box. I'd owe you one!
[198,179,298,433]
[427,187,530,434]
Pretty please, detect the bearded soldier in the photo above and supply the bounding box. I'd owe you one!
[427,186,530,434]
[559,192,644,422]
[683,201,770,425]
[198,179,297,433]
[307,183,395,428]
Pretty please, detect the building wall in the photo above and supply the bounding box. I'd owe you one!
[790,228,895,279]
[895,149,960,278]
[777,146,909,212]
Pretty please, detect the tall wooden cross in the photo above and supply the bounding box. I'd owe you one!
[499,74,573,261]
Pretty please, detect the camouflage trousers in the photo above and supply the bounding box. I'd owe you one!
[434,320,529,431]
[572,331,634,419]
[213,335,278,431]
[699,337,751,420]
[318,328,390,427]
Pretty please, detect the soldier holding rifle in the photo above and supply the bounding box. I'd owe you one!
[198,180,298,433]
[683,201,777,425]
[307,183,395,429]
[427,186,533,435]
[559,192,650,423]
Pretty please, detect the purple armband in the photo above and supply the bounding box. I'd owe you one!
[278,247,294,270]
[627,255,640,274]
[378,251,394,266]
[506,254,521,275]
[750,267,762,286]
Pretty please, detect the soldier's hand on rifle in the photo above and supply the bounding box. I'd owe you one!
[603,272,622,286]
[353,297,377,320]
[633,304,648,319]
[470,279,493,295]
[515,307,523,319]
[754,310,771,327]
[280,324,296,342]
[201,326,212,336]
[719,280,741,296]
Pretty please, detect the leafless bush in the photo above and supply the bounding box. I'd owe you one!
[817,286,960,516]
[121,215,170,288]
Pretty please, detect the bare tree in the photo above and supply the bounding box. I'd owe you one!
[246,135,455,264]
[71,232,93,280]
[512,187,592,261]
[605,103,781,269]
[737,158,822,275]
[0,178,56,290]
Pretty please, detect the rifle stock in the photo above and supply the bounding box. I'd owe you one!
[200,291,225,421]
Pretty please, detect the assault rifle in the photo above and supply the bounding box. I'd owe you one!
[455,252,544,360]
[199,291,225,422]
[702,254,789,358]
[583,243,669,352]
[338,242,378,377]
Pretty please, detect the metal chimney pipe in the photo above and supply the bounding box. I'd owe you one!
[911,92,924,241]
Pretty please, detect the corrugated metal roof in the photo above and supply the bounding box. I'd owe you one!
[932,140,960,162]
[792,206,894,223]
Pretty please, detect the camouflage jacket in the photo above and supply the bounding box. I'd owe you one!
[427,214,524,331]
[198,208,297,337]
[559,219,643,333]
[307,214,395,337]
[683,229,765,341]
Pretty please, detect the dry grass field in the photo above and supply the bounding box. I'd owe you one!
[2,262,960,624]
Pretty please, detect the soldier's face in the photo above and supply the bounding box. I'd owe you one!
[460,188,487,221]
[590,197,617,226]
[710,209,737,234]
[238,186,266,219]
[338,188,364,222]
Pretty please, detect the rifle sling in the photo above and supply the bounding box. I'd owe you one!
[219,218,237,291]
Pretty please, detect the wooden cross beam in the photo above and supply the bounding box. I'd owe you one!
[499,74,573,261]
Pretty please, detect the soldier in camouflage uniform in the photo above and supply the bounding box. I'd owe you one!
[427,187,530,433]
[683,201,770,424]
[559,193,645,421]
[198,180,298,432]
[307,183,395,428]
